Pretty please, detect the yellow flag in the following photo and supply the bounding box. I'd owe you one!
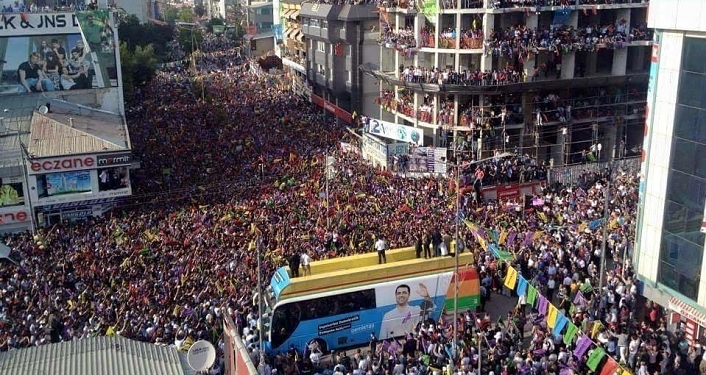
[498,231,509,245]
[610,216,619,229]
[538,212,547,223]
[620,368,632,375]
[578,222,588,233]
[591,321,602,339]
[67,300,74,310]
[503,266,518,290]
[547,305,558,328]
[532,231,543,241]
[478,237,488,251]
[106,326,117,336]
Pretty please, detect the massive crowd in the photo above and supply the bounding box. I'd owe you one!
[0,30,701,375]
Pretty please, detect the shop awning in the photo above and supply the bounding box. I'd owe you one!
[289,9,300,19]
[295,30,304,42]
[669,296,706,328]
[284,27,294,39]
[282,9,295,19]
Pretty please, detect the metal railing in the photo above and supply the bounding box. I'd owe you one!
[547,156,640,185]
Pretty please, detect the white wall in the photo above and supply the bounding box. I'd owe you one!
[648,0,706,33]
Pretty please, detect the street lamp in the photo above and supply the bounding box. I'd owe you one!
[440,152,512,367]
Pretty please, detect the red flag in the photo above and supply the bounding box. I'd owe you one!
[599,357,619,375]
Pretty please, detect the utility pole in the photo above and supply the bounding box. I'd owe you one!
[256,235,264,354]
[599,180,610,290]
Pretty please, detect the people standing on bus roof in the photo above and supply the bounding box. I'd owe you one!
[375,236,387,264]
[289,253,300,278]
[300,252,312,276]
[379,283,431,338]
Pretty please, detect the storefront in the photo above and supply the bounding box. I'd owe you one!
[26,152,133,226]
[668,296,706,344]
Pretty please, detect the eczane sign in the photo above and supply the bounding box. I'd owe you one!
[28,156,96,174]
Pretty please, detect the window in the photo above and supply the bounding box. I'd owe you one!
[317,41,325,52]
[0,179,24,207]
[345,70,351,83]
[311,18,321,28]
[270,289,376,348]
[322,20,328,28]
[257,8,272,15]
[657,37,706,300]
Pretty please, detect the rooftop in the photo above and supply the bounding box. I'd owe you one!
[0,336,196,375]
[0,94,129,169]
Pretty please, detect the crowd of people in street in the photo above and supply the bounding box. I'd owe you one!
[0,28,700,375]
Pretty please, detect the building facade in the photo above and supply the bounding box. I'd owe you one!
[362,0,649,160]
[0,10,133,234]
[634,0,706,343]
[277,1,380,120]
[244,0,276,57]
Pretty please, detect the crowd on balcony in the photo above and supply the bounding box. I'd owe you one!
[398,65,526,86]
[374,0,418,10]
[419,24,485,49]
[484,20,651,58]
[379,25,419,54]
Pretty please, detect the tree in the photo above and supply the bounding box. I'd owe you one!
[120,42,158,101]
[118,18,174,58]
[194,4,206,17]
[177,26,204,54]
[178,7,195,23]
[164,6,179,23]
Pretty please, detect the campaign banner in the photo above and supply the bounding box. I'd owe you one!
[406,147,446,174]
[362,134,388,168]
[1,11,119,95]
[363,117,423,146]
[0,12,82,36]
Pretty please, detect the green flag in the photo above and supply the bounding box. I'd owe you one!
[563,322,578,346]
[421,0,437,23]
[527,285,538,306]
[586,347,606,371]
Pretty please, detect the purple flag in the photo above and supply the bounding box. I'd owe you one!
[532,198,544,206]
[559,368,574,375]
[573,291,586,307]
[476,227,486,239]
[507,232,517,246]
[522,231,534,247]
[573,335,592,359]
[538,295,549,315]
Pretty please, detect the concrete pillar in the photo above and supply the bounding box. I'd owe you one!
[481,14,494,72]
[612,8,631,76]
[455,15,461,53]
[632,46,646,72]
[560,53,575,80]
[602,118,618,162]
[586,52,597,75]
[523,13,539,80]
[415,13,424,50]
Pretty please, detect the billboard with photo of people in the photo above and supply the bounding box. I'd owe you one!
[0,11,118,95]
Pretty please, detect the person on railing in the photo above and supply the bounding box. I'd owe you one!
[420,25,436,48]
[461,28,484,49]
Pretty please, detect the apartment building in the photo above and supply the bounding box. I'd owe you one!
[364,0,650,164]
[633,0,706,343]
[278,0,380,120]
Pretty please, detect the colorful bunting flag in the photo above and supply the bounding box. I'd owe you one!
[553,313,568,337]
[547,305,558,328]
[586,347,606,371]
[538,295,549,315]
[516,276,528,297]
[573,335,592,359]
[527,285,538,307]
[504,266,518,290]
[600,357,619,375]
[563,322,578,345]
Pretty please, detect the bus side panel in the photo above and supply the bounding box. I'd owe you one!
[443,268,480,311]
[273,272,457,353]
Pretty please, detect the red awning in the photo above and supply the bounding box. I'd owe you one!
[669,296,706,328]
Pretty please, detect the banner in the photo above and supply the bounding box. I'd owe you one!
[420,0,437,24]
[213,25,226,35]
[74,10,117,88]
[363,116,423,145]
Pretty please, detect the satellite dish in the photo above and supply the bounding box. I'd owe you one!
[38,106,49,114]
[187,340,216,371]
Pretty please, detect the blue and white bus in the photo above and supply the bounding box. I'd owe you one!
[261,251,480,354]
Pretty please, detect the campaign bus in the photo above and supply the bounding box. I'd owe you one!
[260,248,480,354]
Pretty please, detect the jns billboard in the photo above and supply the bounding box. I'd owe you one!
[0,11,118,95]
